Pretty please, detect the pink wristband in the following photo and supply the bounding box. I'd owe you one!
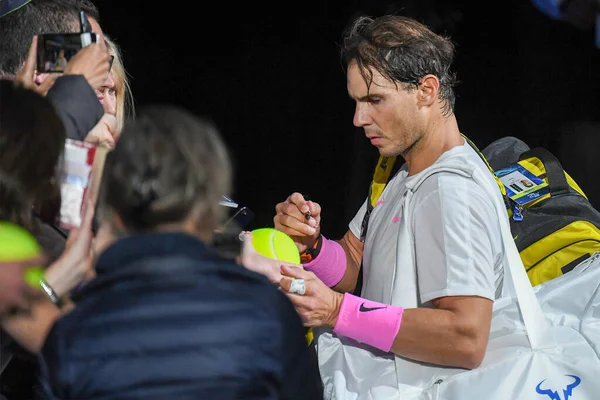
[333,293,404,352]
[302,235,346,287]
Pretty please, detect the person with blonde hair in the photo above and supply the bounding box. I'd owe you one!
[86,35,134,148]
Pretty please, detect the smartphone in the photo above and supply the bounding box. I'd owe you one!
[222,207,255,233]
[36,32,97,73]
[212,207,255,259]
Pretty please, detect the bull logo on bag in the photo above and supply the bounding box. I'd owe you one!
[535,375,581,400]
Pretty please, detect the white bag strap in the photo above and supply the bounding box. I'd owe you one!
[473,171,552,349]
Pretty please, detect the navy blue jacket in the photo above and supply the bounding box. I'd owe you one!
[37,232,323,400]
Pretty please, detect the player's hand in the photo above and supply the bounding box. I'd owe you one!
[279,264,343,328]
[238,231,302,284]
[274,192,320,254]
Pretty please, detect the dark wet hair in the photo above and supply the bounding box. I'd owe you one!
[341,15,457,116]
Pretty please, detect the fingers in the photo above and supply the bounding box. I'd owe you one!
[239,231,257,266]
[287,192,310,214]
[15,36,38,88]
[274,214,316,237]
[36,73,58,96]
[100,113,118,140]
[279,265,312,297]
[279,276,294,293]
[275,193,321,237]
[305,201,320,229]
[19,255,48,269]
[26,36,38,71]
[85,116,117,149]
[239,232,290,284]
[64,35,110,90]
[14,36,38,90]
[99,136,116,150]
[281,264,308,279]
[97,32,107,51]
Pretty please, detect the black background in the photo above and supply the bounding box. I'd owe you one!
[94,0,599,239]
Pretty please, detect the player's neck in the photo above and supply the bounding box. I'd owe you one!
[404,114,462,176]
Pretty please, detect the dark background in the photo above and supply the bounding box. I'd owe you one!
[94,0,599,239]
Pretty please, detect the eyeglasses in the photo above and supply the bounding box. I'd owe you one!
[108,55,115,73]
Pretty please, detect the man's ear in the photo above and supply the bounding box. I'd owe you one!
[416,74,440,108]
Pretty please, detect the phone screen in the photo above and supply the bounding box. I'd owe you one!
[36,32,96,73]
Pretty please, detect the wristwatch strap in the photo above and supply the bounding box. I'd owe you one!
[300,234,323,264]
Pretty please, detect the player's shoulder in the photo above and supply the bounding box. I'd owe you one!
[414,160,495,209]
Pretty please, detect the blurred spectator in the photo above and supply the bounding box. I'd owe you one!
[0,80,96,400]
[38,105,323,400]
[86,34,135,148]
[0,0,110,141]
[531,0,599,47]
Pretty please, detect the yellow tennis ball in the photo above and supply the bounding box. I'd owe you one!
[0,221,45,288]
[251,228,300,264]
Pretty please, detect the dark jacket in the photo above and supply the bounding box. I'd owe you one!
[37,232,323,400]
[46,75,104,141]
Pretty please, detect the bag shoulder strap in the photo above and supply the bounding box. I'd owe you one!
[406,160,552,350]
[360,155,397,241]
[356,155,397,297]
[462,134,508,198]
[520,147,570,196]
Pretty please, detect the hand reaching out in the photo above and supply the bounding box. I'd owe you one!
[238,231,302,284]
[14,36,57,96]
[44,198,96,297]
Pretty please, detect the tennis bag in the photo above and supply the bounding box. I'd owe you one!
[479,136,600,286]
[359,135,600,288]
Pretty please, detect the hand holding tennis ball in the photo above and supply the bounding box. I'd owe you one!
[250,228,301,264]
[0,221,46,288]
[0,221,47,316]
[239,228,301,283]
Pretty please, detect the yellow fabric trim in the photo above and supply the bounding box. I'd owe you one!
[460,134,507,197]
[521,221,600,285]
[370,156,397,207]
[306,328,314,346]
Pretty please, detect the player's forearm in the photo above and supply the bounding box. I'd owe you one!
[389,308,488,369]
[332,294,492,370]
